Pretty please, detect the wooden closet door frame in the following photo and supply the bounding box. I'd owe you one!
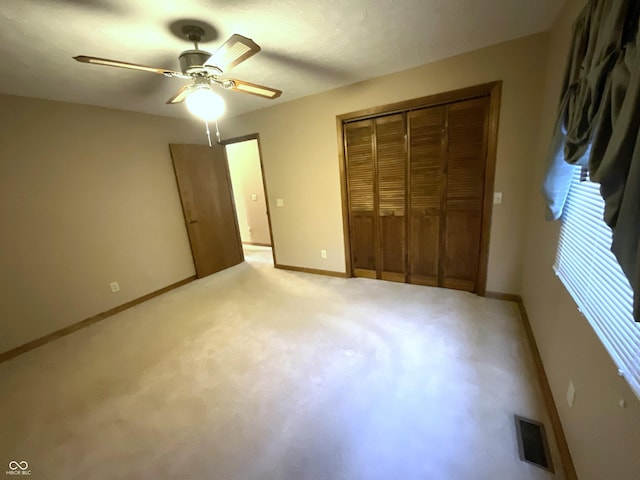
[336,81,502,295]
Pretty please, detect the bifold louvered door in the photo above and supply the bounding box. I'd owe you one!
[376,114,407,282]
[408,106,446,286]
[345,95,489,292]
[443,97,489,291]
[345,120,377,278]
[346,114,407,282]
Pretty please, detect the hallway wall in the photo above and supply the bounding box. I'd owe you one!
[226,139,271,246]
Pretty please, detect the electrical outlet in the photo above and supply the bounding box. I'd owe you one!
[276,198,284,207]
[251,193,258,201]
[109,281,120,293]
[566,380,576,407]
[321,249,327,259]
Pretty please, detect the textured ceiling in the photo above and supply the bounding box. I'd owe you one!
[0,0,563,119]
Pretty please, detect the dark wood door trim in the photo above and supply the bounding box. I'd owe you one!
[476,83,502,295]
[337,81,502,294]
[337,118,354,277]
[338,82,500,124]
[222,133,278,266]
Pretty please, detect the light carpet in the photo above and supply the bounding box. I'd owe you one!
[0,246,563,479]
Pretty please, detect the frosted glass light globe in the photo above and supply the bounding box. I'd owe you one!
[185,88,225,121]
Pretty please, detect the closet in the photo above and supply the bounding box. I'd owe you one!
[342,85,497,294]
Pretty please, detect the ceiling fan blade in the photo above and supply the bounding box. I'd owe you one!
[205,34,261,72]
[223,79,282,99]
[165,85,194,104]
[73,56,187,78]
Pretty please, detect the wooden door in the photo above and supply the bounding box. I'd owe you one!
[345,120,377,279]
[170,143,244,278]
[340,83,500,293]
[375,114,407,282]
[344,93,491,292]
[406,99,488,292]
[442,97,489,291]
[407,106,446,287]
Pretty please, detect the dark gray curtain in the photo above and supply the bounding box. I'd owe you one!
[542,0,640,320]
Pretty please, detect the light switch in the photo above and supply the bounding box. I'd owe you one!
[251,193,258,201]
[566,380,576,407]
[276,198,284,207]
[493,192,503,204]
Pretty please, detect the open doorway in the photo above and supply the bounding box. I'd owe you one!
[223,134,276,265]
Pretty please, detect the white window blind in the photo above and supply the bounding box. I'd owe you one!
[554,165,640,399]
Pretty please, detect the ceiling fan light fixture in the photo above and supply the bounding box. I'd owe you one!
[185,87,225,121]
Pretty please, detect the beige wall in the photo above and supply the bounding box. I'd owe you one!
[521,1,640,479]
[0,94,204,353]
[221,33,548,290]
[226,139,271,246]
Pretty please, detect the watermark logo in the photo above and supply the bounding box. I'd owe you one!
[6,461,30,476]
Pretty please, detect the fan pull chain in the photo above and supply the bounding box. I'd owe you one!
[204,120,212,147]
[215,120,221,144]
[203,120,222,147]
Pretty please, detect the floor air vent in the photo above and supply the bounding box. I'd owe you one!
[514,415,553,472]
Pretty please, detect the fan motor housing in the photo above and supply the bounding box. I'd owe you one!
[179,50,221,75]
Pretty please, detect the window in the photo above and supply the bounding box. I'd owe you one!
[555,165,640,398]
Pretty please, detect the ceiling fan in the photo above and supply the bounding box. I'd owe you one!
[73,25,282,111]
